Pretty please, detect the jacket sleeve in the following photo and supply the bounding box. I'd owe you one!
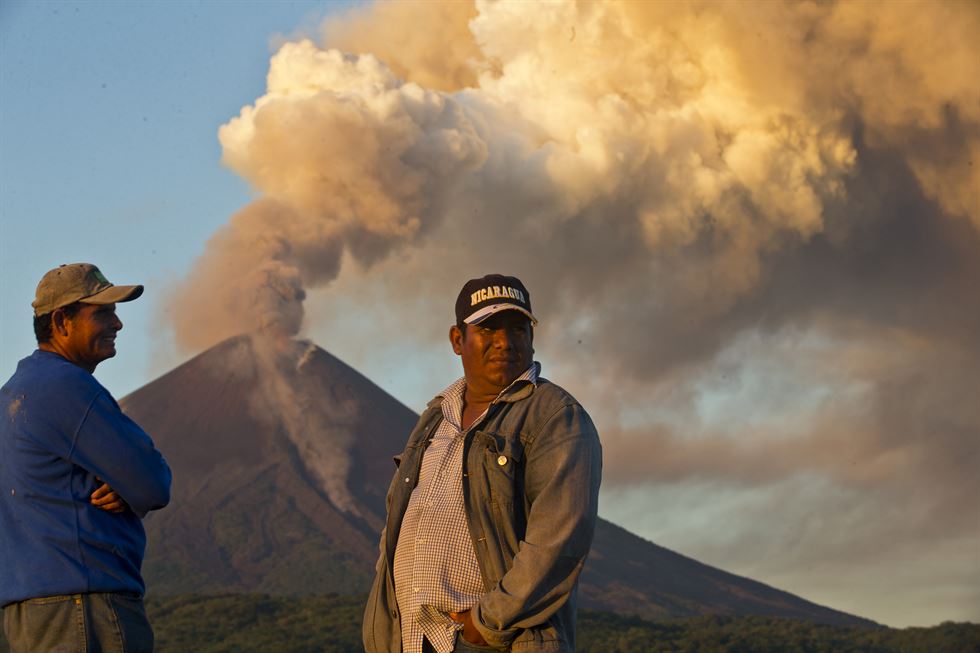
[472,402,602,648]
[68,390,172,518]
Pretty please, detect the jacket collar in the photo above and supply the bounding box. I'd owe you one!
[428,361,540,410]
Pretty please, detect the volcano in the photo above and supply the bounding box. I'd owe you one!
[121,336,873,626]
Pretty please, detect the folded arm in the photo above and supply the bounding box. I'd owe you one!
[70,391,172,517]
[472,403,602,648]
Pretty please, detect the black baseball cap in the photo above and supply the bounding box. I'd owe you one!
[455,274,538,326]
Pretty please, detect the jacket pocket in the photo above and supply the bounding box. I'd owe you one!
[478,431,527,552]
[480,432,525,494]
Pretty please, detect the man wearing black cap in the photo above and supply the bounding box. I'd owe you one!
[364,274,602,653]
[0,263,172,653]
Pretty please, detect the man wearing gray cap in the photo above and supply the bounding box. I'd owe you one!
[0,263,172,653]
[364,274,602,653]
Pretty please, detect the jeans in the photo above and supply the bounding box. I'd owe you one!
[2,593,153,653]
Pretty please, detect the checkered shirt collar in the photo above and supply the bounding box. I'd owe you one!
[438,361,540,426]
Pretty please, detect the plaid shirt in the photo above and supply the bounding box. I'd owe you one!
[393,364,539,653]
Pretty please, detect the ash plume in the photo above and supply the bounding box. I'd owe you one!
[250,337,365,520]
[168,40,486,351]
[167,0,979,626]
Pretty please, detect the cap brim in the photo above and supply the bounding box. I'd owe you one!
[465,303,538,326]
[82,284,144,305]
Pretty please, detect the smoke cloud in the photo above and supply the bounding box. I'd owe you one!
[169,40,486,350]
[168,0,979,627]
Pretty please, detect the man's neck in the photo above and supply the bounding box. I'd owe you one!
[38,342,96,373]
[460,388,494,432]
[463,384,500,409]
[457,363,536,431]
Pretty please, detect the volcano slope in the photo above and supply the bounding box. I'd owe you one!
[121,335,873,626]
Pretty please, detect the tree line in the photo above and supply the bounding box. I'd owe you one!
[1,593,976,652]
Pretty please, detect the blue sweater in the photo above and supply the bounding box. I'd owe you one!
[0,350,171,606]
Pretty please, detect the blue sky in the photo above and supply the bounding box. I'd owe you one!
[1,0,349,397]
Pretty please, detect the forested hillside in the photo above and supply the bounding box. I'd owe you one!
[3,594,975,652]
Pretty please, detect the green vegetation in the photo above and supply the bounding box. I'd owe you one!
[1,594,977,652]
[149,594,364,653]
[577,612,980,653]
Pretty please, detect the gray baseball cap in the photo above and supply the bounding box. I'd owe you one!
[32,263,144,316]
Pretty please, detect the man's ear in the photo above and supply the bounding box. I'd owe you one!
[449,324,464,355]
[51,309,70,338]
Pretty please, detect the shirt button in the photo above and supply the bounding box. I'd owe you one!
[404,477,411,483]
[391,609,398,618]
[497,455,508,466]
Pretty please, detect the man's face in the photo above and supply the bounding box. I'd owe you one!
[451,310,533,397]
[58,303,123,372]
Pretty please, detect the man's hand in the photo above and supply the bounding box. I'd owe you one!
[449,610,489,646]
[90,480,129,514]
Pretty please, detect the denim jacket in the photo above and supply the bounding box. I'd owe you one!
[363,374,602,652]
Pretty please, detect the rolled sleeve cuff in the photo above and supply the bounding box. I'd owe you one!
[471,603,518,650]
